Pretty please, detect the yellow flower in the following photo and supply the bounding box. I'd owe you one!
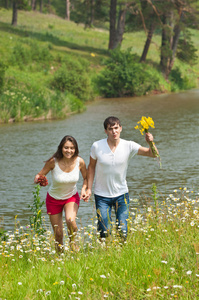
[135,116,155,135]
[135,116,161,168]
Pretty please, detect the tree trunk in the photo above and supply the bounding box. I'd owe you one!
[112,8,127,49]
[160,13,173,77]
[65,0,70,20]
[40,0,43,13]
[5,0,9,9]
[167,13,184,75]
[90,0,95,26]
[12,0,18,26]
[47,0,51,13]
[108,0,117,49]
[31,0,37,10]
[140,22,155,62]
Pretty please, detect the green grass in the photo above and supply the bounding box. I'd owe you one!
[0,186,199,299]
[0,9,199,123]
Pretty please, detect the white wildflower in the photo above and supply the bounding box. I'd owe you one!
[72,283,77,289]
[186,270,192,275]
[161,260,168,264]
[45,291,51,296]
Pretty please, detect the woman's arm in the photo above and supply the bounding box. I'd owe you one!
[79,157,88,201]
[85,156,97,200]
[34,158,55,183]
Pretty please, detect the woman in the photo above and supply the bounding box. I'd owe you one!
[34,135,87,251]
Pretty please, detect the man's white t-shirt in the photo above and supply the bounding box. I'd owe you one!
[90,138,141,197]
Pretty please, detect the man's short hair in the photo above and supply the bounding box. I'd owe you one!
[104,116,121,130]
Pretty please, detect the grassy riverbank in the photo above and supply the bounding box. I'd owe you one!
[0,186,199,299]
[0,9,199,123]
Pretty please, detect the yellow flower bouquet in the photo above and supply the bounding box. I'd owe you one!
[135,116,161,168]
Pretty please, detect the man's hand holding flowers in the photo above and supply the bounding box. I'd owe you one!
[135,116,161,168]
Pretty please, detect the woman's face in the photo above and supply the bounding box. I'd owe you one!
[62,140,76,159]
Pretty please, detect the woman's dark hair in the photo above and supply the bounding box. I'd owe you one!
[47,135,79,161]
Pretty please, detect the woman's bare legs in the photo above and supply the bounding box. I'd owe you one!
[64,202,79,250]
[49,212,64,251]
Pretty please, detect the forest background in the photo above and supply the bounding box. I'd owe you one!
[0,0,199,123]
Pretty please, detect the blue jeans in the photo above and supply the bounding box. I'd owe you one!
[94,193,129,238]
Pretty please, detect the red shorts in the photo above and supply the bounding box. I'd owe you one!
[46,192,80,215]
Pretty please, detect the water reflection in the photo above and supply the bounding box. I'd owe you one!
[0,89,199,230]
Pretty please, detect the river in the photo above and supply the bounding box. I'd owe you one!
[0,89,199,231]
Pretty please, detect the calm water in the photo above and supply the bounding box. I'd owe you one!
[1,89,199,231]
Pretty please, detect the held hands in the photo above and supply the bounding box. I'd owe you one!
[80,187,89,202]
[80,188,92,202]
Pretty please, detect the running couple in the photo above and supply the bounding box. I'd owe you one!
[34,116,159,249]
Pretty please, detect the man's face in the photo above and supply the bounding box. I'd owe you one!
[105,123,122,140]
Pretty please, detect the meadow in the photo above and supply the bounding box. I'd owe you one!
[0,9,199,122]
[0,185,199,299]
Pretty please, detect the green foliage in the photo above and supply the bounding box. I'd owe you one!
[0,9,198,122]
[0,218,8,241]
[49,91,85,118]
[177,37,198,65]
[0,187,199,298]
[0,83,84,122]
[51,58,93,101]
[96,49,160,97]
[17,0,31,11]
[0,61,7,93]
[169,67,195,92]
[67,93,85,112]
[0,0,30,10]
[10,44,30,69]
[29,185,46,235]
[0,85,48,121]
[10,42,53,70]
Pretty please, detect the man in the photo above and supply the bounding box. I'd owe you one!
[86,116,159,238]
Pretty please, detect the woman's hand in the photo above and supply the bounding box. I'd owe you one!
[34,174,40,184]
[80,187,88,202]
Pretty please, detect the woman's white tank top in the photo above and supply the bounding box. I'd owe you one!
[48,157,80,200]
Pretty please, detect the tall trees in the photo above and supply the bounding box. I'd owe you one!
[31,0,37,10]
[159,0,194,77]
[109,0,135,50]
[109,0,117,49]
[12,0,18,26]
[65,0,70,20]
[139,0,197,77]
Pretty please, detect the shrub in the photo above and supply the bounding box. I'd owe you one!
[9,42,53,71]
[96,49,160,97]
[177,35,198,66]
[169,67,196,92]
[49,91,85,118]
[10,44,30,69]
[0,61,7,93]
[51,59,93,101]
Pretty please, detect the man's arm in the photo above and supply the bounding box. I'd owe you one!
[138,132,159,158]
[86,156,97,200]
